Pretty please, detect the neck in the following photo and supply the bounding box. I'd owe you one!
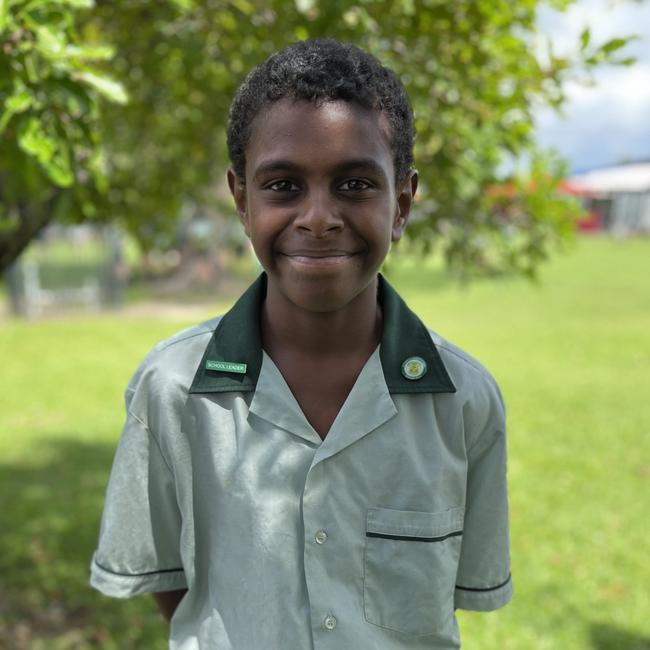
[261,278,382,358]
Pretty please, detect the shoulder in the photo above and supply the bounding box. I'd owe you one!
[428,329,506,446]
[429,330,502,400]
[124,316,222,413]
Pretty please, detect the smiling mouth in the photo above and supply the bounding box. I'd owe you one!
[279,251,359,267]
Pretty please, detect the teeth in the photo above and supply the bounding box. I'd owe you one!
[284,254,351,266]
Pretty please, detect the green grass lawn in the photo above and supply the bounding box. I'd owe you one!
[1,236,649,649]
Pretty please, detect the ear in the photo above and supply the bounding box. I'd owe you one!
[227,168,249,237]
[392,169,418,242]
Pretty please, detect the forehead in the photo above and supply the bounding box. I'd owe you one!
[245,99,394,177]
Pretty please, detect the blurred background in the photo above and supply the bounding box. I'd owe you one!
[1,0,648,648]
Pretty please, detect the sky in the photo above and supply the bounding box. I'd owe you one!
[535,0,650,173]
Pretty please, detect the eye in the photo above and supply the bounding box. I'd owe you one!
[338,178,372,191]
[265,179,299,192]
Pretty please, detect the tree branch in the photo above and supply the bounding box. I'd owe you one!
[0,191,62,273]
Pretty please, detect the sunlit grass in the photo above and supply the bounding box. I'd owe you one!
[1,236,648,648]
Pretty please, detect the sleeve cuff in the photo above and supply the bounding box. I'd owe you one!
[89,553,187,598]
[454,573,513,611]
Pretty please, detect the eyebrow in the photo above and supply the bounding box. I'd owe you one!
[252,158,388,180]
[253,160,301,180]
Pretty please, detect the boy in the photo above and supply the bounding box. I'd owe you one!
[90,39,512,649]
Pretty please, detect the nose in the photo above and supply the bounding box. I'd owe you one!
[293,190,343,236]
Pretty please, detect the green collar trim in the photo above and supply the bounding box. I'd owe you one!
[377,275,456,394]
[188,275,264,394]
[188,273,456,395]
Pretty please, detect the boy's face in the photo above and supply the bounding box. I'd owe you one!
[228,99,417,314]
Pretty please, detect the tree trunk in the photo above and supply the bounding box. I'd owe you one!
[0,194,60,273]
[5,259,27,316]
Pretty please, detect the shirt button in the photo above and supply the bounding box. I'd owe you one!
[324,615,337,630]
[315,530,328,545]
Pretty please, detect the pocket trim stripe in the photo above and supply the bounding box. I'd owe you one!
[366,529,463,543]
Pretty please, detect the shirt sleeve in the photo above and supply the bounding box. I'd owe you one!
[454,386,512,611]
[90,408,187,598]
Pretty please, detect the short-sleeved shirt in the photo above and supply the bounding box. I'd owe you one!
[90,273,512,650]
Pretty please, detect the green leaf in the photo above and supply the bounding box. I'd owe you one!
[6,90,33,113]
[61,0,94,7]
[18,116,57,163]
[24,52,40,83]
[599,37,628,55]
[169,0,195,10]
[73,69,128,104]
[64,43,115,60]
[17,116,74,186]
[0,90,33,134]
[579,28,590,51]
[232,0,254,15]
[20,0,93,11]
[0,0,8,32]
[46,146,74,186]
[34,25,67,59]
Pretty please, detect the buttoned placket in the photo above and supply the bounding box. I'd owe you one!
[250,347,398,648]
[299,348,397,649]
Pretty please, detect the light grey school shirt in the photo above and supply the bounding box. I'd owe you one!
[90,273,512,649]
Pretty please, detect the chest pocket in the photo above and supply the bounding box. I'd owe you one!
[363,506,464,637]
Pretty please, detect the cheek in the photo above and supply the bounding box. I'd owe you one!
[247,238,272,270]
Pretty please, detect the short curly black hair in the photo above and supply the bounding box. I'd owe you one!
[227,39,415,182]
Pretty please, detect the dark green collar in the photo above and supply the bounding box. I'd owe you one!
[189,273,456,395]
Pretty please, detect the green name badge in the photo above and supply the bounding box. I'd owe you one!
[205,360,247,374]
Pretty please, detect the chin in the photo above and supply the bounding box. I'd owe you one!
[286,278,377,314]
[284,287,344,312]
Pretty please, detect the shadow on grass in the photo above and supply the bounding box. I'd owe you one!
[591,623,650,650]
[0,437,167,650]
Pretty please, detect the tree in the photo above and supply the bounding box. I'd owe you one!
[0,0,128,271]
[0,0,636,276]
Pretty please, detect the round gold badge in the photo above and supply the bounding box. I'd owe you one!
[401,356,427,380]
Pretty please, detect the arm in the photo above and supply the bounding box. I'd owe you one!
[454,381,512,611]
[90,415,187,600]
[154,589,188,622]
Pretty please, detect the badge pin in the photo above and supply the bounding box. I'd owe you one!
[401,356,427,380]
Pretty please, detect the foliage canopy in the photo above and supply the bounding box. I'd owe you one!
[0,0,635,276]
